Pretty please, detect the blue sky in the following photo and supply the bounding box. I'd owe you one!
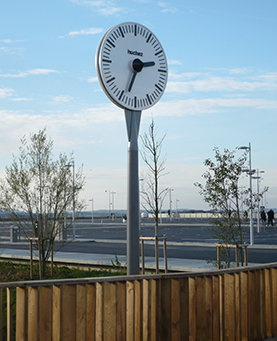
[1,0,276,211]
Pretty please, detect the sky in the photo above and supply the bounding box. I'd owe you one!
[0,0,277,212]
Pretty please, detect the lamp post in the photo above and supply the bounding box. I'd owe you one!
[111,191,116,221]
[252,170,265,233]
[89,198,94,224]
[65,161,75,239]
[168,188,174,221]
[176,199,180,219]
[105,190,111,219]
[238,143,254,245]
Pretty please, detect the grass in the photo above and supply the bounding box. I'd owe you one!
[0,261,125,283]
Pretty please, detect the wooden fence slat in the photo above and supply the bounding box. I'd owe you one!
[52,285,61,341]
[86,284,96,341]
[260,269,266,339]
[235,272,241,341]
[126,281,134,341]
[189,277,196,341]
[212,276,220,341]
[196,276,206,341]
[0,288,2,341]
[171,279,180,341]
[179,277,189,341]
[142,279,150,341]
[272,268,277,335]
[205,276,213,341]
[265,268,273,337]
[39,286,52,341]
[7,287,13,341]
[160,278,171,340]
[240,272,248,341]
[255,270,262,340]
[134,280,142,341]
[16,287,27,341]
[219,275,224,341]
[103,282,116,341]
[223,273,235,341]
[95,282,103,341]
[116,282,126,341]
[76,284,86,341]
[249,271,256,340]
[150,279,159,341]
[28,286,38,341]
[61,285,76,341]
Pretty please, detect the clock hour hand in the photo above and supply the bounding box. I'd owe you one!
[128,59,155,92]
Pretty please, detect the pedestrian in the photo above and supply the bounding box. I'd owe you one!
[267,209,274,226]
[261,209,266,225]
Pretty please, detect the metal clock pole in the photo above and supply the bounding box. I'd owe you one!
[125,109,141,275]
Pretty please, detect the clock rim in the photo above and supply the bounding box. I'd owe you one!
[95,21,168,111]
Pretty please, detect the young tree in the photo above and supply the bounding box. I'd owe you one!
[194,147,249,268]
[140,119,168,272]
[0,128,85,277]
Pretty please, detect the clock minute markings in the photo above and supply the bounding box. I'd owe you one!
[107,39,115,48]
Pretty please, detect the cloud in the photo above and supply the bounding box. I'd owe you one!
[0,69,59,78]
[87,77,98,83]
[53,95,73,103]
[70,0,126,16]
[158,1,178,13]
[69,27,103,36]
[0,88,14,99]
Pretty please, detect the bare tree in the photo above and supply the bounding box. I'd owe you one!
[0,128,85,277]
[140,119,168,272]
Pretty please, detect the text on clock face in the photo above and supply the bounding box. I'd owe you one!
[127,49,143,57]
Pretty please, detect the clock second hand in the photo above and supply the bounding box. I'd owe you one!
[128,59,155,92]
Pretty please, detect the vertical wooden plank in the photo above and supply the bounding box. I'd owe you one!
[16,287,27,341]
[189,277,196,341]
[179,277,189,341]
[76,284,86,341]
[223,273,235,341]
[212,276,220,341]
[126,281,134,341]
[86,284,96,341]
[248,271,256,340]
[272,268,277,335]
[134,280,142,341]
[160,278,171,340]
[61,285,76,341]
[7,287,13,341]
[39,286,52,341]
[219,275,224,341]
[0,288,2,341]
[235,272,241,341]
[255,270,262,340]
[260,269,266,339]
[116,282,126,341]
[240,271,248,341]
[196,276,206,341]
[265,268,273,337]
[150,279,159,341]
[95,282,103,341]
[28,286,38,341]
[52,285,61,341]
[142,279,150,341]
[205,276,213,341]
[103,282,116,341]
[171,279,180,341]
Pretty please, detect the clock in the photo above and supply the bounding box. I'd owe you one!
[96,22,168,111]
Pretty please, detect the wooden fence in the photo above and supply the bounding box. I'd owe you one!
[2,263,277,340]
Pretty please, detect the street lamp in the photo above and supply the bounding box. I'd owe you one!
[65,161,75,239]
[238,143,254,245]
[111,191,116,221]
[176,199,180,218]
[168,188,174,221]
[89,198,94,224]
[252,170,265,233]
[105,190,111,219]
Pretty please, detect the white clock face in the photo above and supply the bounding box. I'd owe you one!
[96,22,168,111]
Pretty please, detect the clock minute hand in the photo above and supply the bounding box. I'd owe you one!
[143,61,155,67]
[128,71,137,92]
